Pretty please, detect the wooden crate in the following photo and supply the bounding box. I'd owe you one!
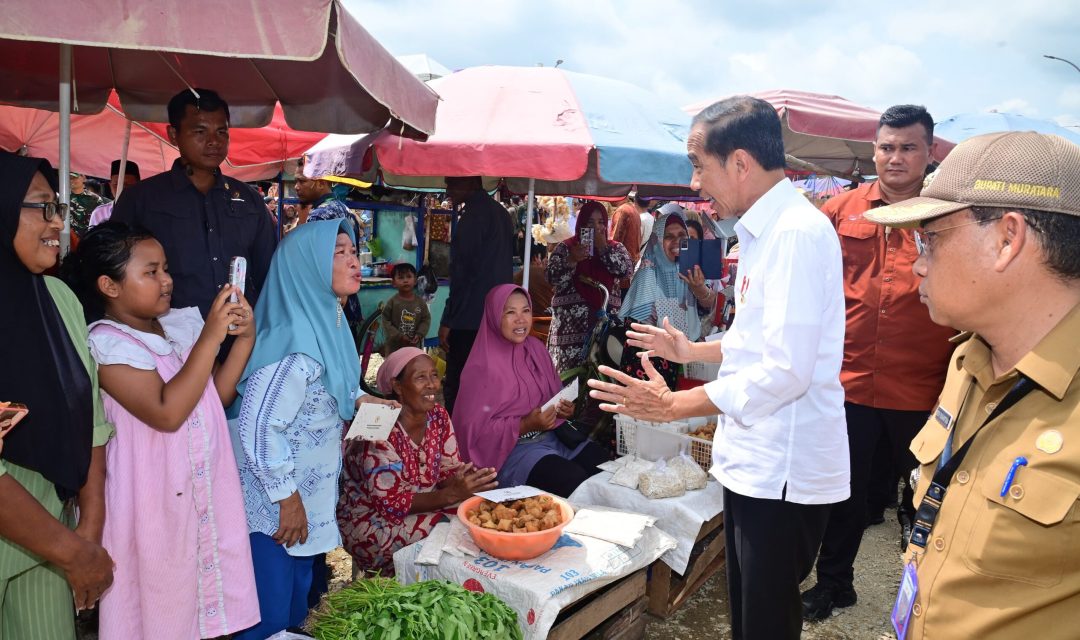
[646,512,726,618]
[548,569,648,640]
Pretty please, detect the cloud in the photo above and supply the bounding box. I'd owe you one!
[1053,114,1080,128]
[983,98,1039,116]
[1059,85,1080,110]
[348,0,1079,133]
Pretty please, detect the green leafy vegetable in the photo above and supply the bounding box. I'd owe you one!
[310,577,522,640]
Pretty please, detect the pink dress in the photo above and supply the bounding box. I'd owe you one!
[89,308,259,639]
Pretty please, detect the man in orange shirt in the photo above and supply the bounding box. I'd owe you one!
[802,105,957,621]
[609,192,644,295]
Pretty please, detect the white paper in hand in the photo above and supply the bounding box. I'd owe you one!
[344,403,401,441]
[541,379,578,413]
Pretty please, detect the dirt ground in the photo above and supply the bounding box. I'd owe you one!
[641,517,902,640]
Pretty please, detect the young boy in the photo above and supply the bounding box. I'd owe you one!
[381,263,431,355]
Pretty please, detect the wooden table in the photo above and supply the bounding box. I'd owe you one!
[646,512,726,618]
[569,473,726,618]
[549,569,648,640]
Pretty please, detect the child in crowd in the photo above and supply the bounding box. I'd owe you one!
[381,262,431,355]
[61,221,260,640]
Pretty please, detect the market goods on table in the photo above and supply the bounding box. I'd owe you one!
[457,494,574,561]
[465,495,562,533]
[310,576,522,640]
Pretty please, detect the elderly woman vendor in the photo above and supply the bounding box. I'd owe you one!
[337,348,497,575]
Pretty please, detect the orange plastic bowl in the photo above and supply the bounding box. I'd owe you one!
[457,495,575,561]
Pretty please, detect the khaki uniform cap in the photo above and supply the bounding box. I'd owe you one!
[865,131,1080,228]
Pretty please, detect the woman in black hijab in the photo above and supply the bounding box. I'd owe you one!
[0,152,114,635]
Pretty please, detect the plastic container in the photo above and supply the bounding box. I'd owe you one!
[614,416,690,461]
[685,435,713,473]
[457,495,574,561]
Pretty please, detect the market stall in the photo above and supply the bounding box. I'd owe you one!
[569,414,726,618]
[393,511,675,639]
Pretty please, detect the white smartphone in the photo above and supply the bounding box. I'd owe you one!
[228,256,247,302]
[228,257,247,330]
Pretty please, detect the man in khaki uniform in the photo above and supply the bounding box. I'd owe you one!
[865,131,1080,639]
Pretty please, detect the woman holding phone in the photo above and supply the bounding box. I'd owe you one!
[545,202,633,374]
[0,152,114,636]
[618,204,715,387]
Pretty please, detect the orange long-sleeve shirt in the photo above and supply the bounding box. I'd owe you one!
[820,182,956,411]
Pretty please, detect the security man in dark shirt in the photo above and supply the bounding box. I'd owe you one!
[438,176,514,414]
[112,88,277,317]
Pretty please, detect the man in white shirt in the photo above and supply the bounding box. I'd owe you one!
[589,95,849,639]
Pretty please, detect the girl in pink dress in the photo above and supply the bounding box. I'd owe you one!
[63,222,260,639]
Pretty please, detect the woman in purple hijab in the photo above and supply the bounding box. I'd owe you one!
[452,284,609,497]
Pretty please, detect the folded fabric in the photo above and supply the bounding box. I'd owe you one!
[563,508,656,547]
[443,517,482,557]
[416,522,451,565]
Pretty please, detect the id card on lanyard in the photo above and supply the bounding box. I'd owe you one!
[892,562,919,638]
[893,374,1035,639]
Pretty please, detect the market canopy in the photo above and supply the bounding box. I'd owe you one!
[935,111,1080,146]
[684,89,954,177]
[0,0,439,136]
[0,93,326,182]
[305,65,696,198]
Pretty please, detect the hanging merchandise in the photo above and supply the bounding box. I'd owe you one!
[402,213,418,250]
[416,208,439,299]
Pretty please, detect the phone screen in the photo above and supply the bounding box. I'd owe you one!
[579,228,594,256]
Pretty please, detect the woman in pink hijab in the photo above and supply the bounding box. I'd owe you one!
[452,284,609,497]
[336,348,496,575]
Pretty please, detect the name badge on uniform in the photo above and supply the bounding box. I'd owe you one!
[891,561,919,639]
[934,405,953,430]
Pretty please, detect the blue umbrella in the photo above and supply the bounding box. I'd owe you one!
[936,112,1080,146]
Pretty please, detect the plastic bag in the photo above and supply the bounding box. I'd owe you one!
[668,453,708,491]
[402,214,418,250]
[609,457,656,490]
[638,459,686,499]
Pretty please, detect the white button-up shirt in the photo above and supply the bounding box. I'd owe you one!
[704,179,849,505]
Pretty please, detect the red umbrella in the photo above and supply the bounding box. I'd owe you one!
[0,93,326,182]
[0,0,437,135]
[0,0,439,250]
[684,89,954,177]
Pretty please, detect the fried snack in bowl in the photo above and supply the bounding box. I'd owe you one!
[457,494,574,561]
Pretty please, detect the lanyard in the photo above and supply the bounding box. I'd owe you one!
[909,375,1036,550]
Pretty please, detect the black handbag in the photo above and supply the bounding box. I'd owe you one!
[553,420,589,448]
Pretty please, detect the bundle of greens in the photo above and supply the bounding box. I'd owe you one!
[310,577,522,640]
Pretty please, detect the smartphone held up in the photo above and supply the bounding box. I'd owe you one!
[228,257,247,331]
[579,227,594,257]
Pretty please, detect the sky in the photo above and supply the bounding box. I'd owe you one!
[348,0,1080,131]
